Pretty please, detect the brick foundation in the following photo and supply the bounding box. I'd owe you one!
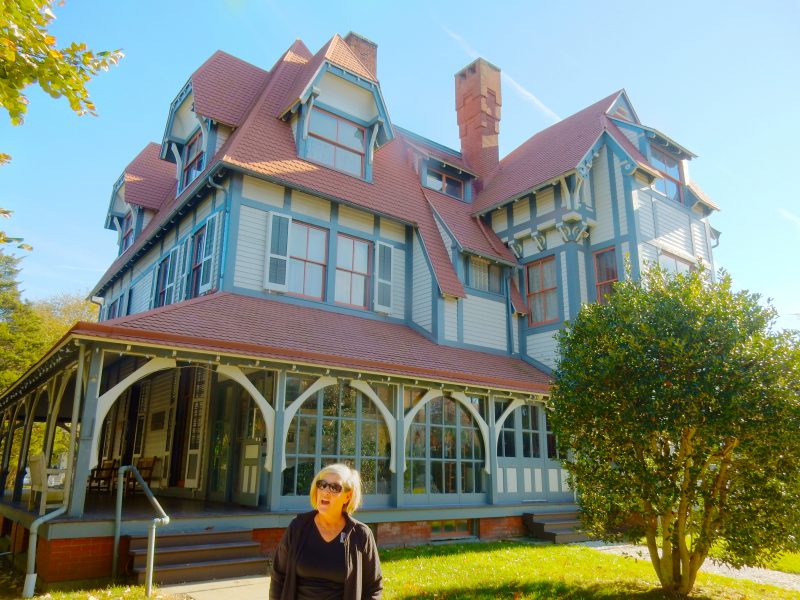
[36,536,119,582]
[478,516,527,540]
[376,520,431,547]
[252,527,284,556]
[10,521,28,553]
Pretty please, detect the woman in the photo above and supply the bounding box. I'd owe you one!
[269,463,383,600]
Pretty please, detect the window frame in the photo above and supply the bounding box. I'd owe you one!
[288,221,328,301]
[469,257,503,295]
[189,226,206,299]
[425,166,464,200]
[181,130,205,190]
[594,247,618,304]
[154,253,173,308]
[121,211,134,252]
[306,107,366,178]
[335,233,371,309]
[649,145,684,205]
[526,256,559,326]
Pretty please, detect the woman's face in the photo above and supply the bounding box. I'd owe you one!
[315,473,353,517]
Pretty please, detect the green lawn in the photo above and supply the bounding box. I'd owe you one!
[772,552,800,575]
[379,542,798,599]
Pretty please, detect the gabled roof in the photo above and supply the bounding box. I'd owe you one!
[473,91,624,214]
[425,190,516,265]
[120,143,177,210]
[78,292,549,393]
[191,50,270,127]
[278,34,377,118]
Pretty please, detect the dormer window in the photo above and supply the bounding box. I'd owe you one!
[425,167,463,200]
[182,131,205,189]
[121,211,134,252]
[649,146,683,204]
[306,108,365,177]
[469,257,502,294]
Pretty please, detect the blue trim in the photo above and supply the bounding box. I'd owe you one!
[324,204,339,304]
[606,141,623,241]
[434,291,443,341]
[393,384,406,508]
[563,243,581,320]
[519,352,554,376]
[313,101,371,128]
[221,175,243,292]
[622,174,641,281]
[404,227,413,322]
[463,286,505,302]
[457,296,464,342]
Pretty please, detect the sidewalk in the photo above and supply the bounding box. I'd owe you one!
[160,575,270,599]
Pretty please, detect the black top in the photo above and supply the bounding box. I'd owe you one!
[295,525,346,600]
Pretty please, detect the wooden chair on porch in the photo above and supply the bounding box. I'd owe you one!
[28,453,65,515]
[88,458,119,494]
[125,456,157,494]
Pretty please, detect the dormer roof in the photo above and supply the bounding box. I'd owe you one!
[120,143,177,210]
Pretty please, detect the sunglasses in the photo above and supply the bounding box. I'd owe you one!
[316,479,347,494]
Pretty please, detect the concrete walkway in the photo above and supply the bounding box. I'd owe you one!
[160,575,270,599]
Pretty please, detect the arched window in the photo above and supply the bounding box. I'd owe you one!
[405,394,485,496]
[282,379,391,497]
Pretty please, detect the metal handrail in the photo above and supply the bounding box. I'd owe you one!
[112,465,170,598]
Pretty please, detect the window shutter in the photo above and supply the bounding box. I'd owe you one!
[150,267,159,309]
[173,238,190,303]
[164,247,180,305]
[264,212,292,292]
[375,242,393,313]
[198,212,219,294]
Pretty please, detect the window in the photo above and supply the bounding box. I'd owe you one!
[335,234,370,308]
[430,519,473,539]
[659,252,693,275]
[470,257,503,294]
[306,108,365,177]
[188,214,218,298]
[495,400,516,458]
[154,254,174,308]
[545,412,559,460]
[106,297,121,320]
[405,395,485,495]
[425,167,464,200]
[121,211,134,252]
[182,131,205,189]
[282,380,391,496]
[650,146,683,204]
[527,257,558,325]
[594,247,618,304]
[289,221,327,300]
[520,404,541,458]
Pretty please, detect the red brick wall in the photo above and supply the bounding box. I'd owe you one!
[36,536,118,582]
[375,520,431,548]
[10,521,28,553]
[252,528,284,556]
[478,516,526,541]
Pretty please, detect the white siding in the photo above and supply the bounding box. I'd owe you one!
[492,208,507,233]
[317,72,378,122]
[511,315,519,354]
[434,217,453,260]
[620,127,639,147]
[339,205,374,233]
[215,125,232,153]
[654,199,692,255]
[171,95,197,139]
[526,331,559,369]
[444,298,458,341]
[536,187,555,215]
[242,177,284,208]
[411,234,432,332]
[691,221,711,263]
[391,248,406,320]
[129,274,153,314]
[545,229,563,249]
[561,256,569,317]
[133,246,160,282]
[614,155,628,236]
[380,219,405,243]
[194,196,212,223]
[621,242,630,280]
[591,146,614,244]
[142,209,154,230]
[291,191,331,221]
[234,205,267,290]
[462,295,506,350]
[512,198,530,225]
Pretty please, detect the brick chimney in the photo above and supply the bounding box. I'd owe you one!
[344,32,378,78]
[455,58,502,181]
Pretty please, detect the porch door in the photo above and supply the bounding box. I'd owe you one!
[207,384,236,502]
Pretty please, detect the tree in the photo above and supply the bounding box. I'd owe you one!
[550,266,800,596]
[31,290,97,348]
[1,0,123,247]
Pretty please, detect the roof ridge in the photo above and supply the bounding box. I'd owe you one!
[326,33,377,81]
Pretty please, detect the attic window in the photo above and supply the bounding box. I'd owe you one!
[121,211,134,252]
[182,131,205,190]
[649,146,683,205]
[425,167,463,200]
[306,108,365,177]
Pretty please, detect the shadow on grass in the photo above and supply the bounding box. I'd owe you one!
[387,579,712,600]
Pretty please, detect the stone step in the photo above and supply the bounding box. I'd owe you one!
[133,556,270,585]
[130,540,263,569]
[128,529,252,551]
[523,508,590,544]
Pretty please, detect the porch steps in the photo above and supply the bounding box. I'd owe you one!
[523,506,590,544]
[128,529,269,585]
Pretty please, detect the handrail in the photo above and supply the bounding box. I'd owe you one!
[112,465,170,599]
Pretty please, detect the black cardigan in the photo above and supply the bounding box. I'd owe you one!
[269,510,383,600]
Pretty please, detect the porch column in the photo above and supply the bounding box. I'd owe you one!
[267,370,287,512]
[43,372,71,462]
[12,392,38,502]
[486,393,499,505]
[393,384,405,507]
[69,348,104,518]
[0,409,11,493]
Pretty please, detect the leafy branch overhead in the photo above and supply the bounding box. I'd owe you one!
[0,0,123,125]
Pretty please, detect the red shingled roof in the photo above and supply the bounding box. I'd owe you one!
[77,292,549,393]
[192,51,270,127]
[122,143,177,210]
[220,42,465,297]
[473,91,623,214]
[425,190,515,264]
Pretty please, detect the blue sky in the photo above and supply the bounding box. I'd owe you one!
[1,1,798,329]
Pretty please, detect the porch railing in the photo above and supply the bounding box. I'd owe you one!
[112,465,170,599]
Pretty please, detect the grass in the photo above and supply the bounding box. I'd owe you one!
[378,541,798,599]
[771,552,800,575]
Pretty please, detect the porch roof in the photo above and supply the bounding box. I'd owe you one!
[71,292,551,394]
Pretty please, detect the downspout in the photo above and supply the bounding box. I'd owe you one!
[22,343,84,598]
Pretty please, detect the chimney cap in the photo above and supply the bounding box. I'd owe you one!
[455,57,501,78]
[344,31,378,47]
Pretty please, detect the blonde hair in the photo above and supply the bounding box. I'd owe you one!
[309,463,363,515]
